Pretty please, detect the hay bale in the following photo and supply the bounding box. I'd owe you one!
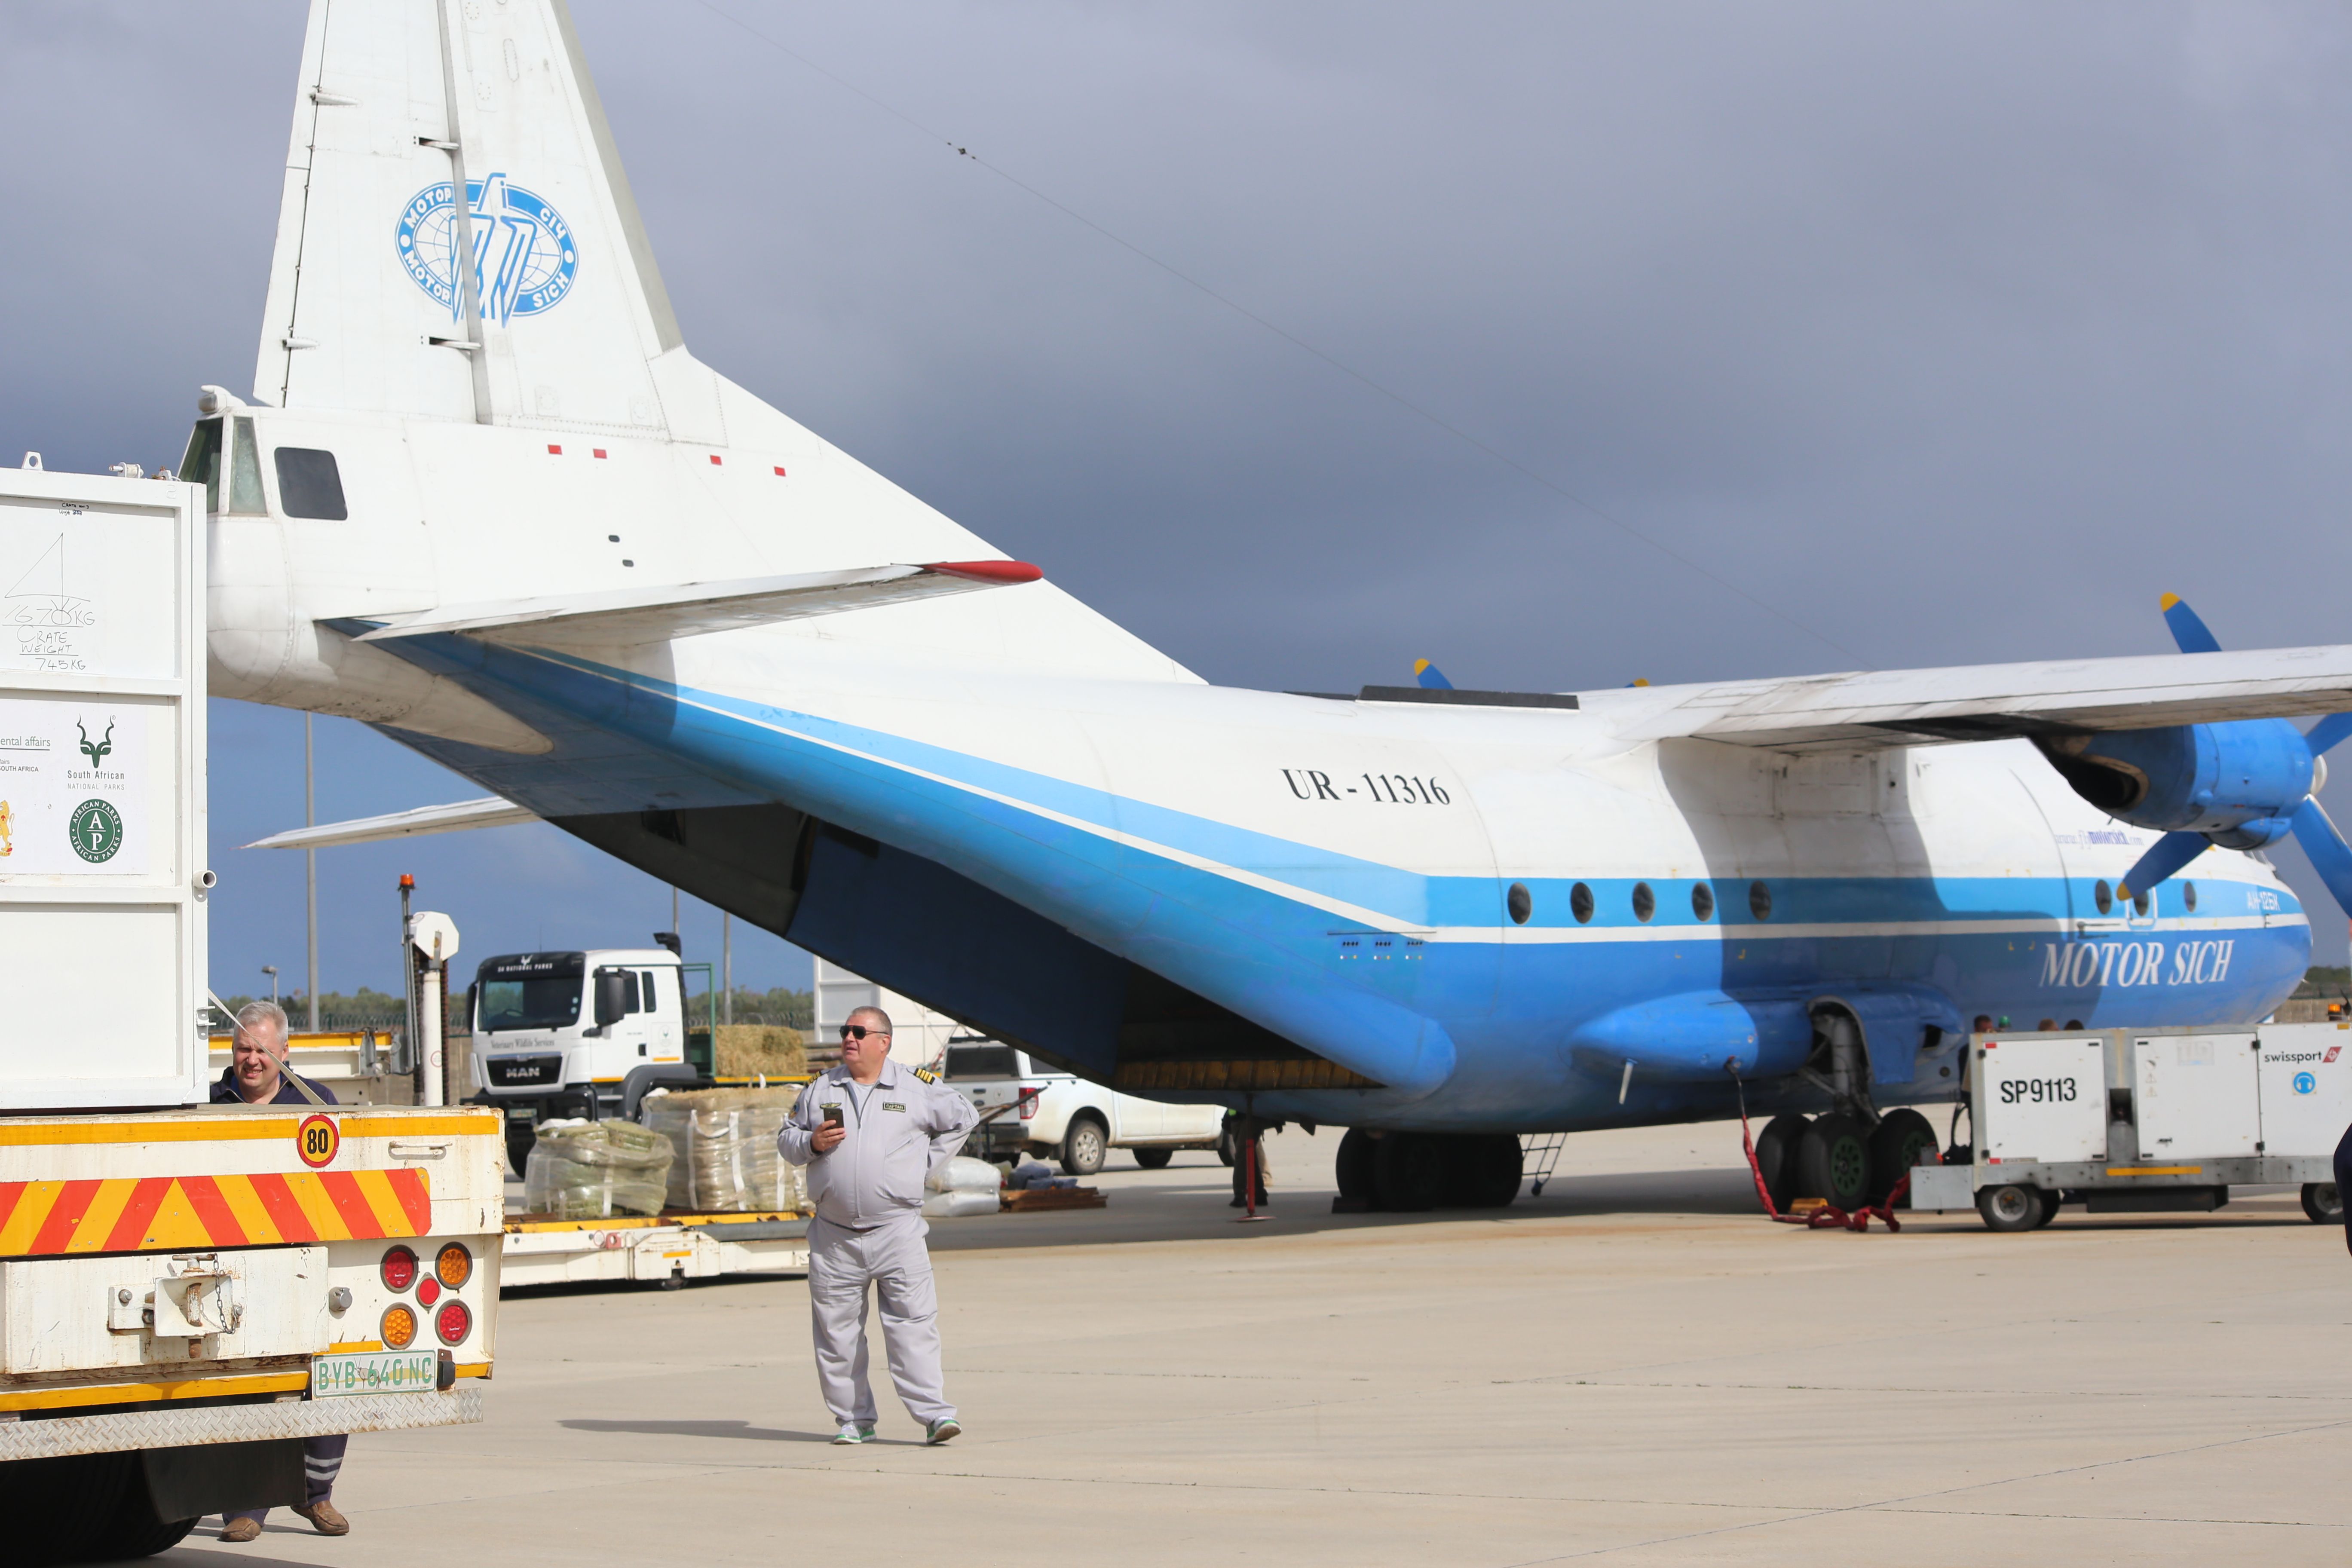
[643,1083,807,1213]
[714,1023,805,1078]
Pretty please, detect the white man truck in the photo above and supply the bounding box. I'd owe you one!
[0,464,500,1562]
[468,947,698,1173]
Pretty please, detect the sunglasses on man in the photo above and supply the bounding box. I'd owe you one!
[839,1024,891,1041]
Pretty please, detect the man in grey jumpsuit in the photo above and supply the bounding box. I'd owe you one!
[780,1006,978,1445]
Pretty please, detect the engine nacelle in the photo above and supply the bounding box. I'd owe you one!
[2037,720,2310,844]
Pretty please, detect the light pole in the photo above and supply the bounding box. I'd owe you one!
[305,712,319,1032]
[261,965,278,1006]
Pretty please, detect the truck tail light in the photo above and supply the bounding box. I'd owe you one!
[417,1277,441,1307]
[1018,1087,1039,1120]
[436,1242,474,1289]
[381,1245,418,1292]
[382,1303,419,1349]
[435,1299,472,1345]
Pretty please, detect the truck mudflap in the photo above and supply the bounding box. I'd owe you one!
[0,1386,481,1461]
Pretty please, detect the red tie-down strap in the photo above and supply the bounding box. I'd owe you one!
[1733,1077,1908,1233]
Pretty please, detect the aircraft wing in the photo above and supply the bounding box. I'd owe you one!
[243,796,535,850]
[1592,644,2352,750]
[347,560,1041,649]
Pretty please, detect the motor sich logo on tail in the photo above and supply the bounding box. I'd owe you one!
[396,173,577,324]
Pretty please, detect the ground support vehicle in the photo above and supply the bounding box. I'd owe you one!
[0,464,499,1560]
[469,947,706,1173]
[501,1210,808,1288]
[944,1040,1226,1175]
[1906,1023,2352,1230]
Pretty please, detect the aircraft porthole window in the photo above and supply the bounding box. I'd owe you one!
[2182,880,2198,913]
[1749,880,1772,922]
[1569,882,1594,924]
[1690,882,1714,921]
[1632,882,1655,922]
[1506,882,1532,925]
[2132,888,2150,918]
[2094,879,2113,916]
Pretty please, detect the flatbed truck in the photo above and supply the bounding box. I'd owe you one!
[0,463,500,1560]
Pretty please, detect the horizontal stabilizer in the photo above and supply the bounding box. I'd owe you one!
[1595,644,2352,750]
[347,560,1042,649]
[245,796,536,850]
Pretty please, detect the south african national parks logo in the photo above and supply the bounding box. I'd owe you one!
[395,173,577,325]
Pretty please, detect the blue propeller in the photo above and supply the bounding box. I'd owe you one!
[2117,595,2352,914]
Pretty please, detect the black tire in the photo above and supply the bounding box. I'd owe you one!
[86,1450,198,1560]
[1133,1146,1173,1170]
[1442,1134,1522,1208]
[1372,1132,1446,1212]
[1977,1183,2041,1232]
[1867,1109,1939,1205]
[1334,1127,1376,1203]
[1060,1115,1107,1177]
[505,1121,536,1181]
[1796,1113,1871,1210]
[0,1450,186,1565]
[1216,1127,1237,1167]
[2036,1187,2064,1227]
[2303,1182,2343,1225]
[1753,1113,1810,1211]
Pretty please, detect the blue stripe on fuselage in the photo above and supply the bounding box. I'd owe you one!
[422,639,2309,1120]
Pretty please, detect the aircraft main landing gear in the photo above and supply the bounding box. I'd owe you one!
[1333,1130,1522,1213]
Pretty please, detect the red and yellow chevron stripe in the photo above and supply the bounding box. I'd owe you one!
[0,1169,432,1257]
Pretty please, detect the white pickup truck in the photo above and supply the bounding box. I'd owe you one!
[943,1041,1228,1175]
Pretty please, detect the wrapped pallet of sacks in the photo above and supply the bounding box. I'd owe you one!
[922,1188,1001,1219]
[643,1086,807,1213]
[926,1155,1003,1195]
[523,1119,674,1219]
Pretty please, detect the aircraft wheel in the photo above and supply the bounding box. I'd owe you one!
[1867,1109,1939,1205]
[1753,1113,1810,1211]
[1373,1133,1446,1212]
[1334,1128,1377,1205]
[2303,1182,2342,1225]
[1444,1134,1522,1208]
[1133,1147,1173,1170]
[1796,1113,1871,1210]
[1977,1183,2041,1232]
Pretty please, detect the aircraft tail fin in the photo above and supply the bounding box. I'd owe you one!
[256,0,689,431]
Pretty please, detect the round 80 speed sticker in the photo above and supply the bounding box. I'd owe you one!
[296,1113,340,1169]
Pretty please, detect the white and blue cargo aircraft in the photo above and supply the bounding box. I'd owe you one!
[210,1,2352,1209]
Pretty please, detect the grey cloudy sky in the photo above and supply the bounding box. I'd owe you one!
[5,1,2352,995]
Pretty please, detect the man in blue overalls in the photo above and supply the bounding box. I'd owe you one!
[780,1008,978,1445]
[209,1001,352,1543]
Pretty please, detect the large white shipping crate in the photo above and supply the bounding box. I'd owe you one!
[2133,1032,2262,1160]
[2254,1023,2352,1158]
[1977,1036,2105,1166]
[0,467,205,1109]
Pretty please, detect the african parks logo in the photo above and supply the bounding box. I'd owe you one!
[69,797,122,864]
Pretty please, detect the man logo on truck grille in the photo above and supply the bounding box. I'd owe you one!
[67,797,120,863]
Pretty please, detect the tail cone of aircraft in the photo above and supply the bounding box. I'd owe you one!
[2098,595,2352,915]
